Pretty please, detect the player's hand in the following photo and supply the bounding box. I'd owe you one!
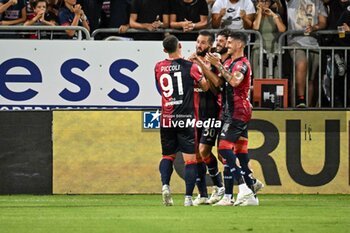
[10,0,17,5]
[188,52,197,62]
[193,54,209,68]
[343,23,350,32]
[205,52,221,68]
[212,52,222,60]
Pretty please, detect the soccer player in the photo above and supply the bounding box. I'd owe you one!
[205,31,258,206]
[215,29,232,64]
[155,35,210,206]
[189,30,225,206]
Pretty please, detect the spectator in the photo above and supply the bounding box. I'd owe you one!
[286,0,327,107]
[58,0,90,39]
[170,0,209,40]
[0,0,27,25]
[211,0,255,30]
[24,0,56,39]
[251,0,286,78]
[109,0,131,33]
[321,0,350,107]
[99,0,111,28]
[75,0,102,32]
[27,0,58,19]
[47,0,59,17]
[74,0,130,40]
[26,0,34,18]
[25,0,56,26]
[129,0,169,40]
[94,0,131,40]
[207,0,216,28]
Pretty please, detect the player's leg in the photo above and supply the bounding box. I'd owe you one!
[182,153,198,206]
[234,138,264,194]
[233,137,260,206]
[214,123,243,206]
[194,128,209,206]
[234,138,255,190]
[160,154,176,206]
[214,138,244,205]
[193,153,209,206]
[218,122,254,206]
[213,160,235,206]
[159,128,177,206]
[200,145,225,204]
[199,127,224,204]
[200,141,223,187]
[234,118,264,194]
[179,127,198,206]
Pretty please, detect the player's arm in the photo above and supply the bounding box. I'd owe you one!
[198,77,209,92]
[206,52,245,87]
[217,64,244,87]
[195,54,223,88]
[207,79,220,95]
[191,63,209,91]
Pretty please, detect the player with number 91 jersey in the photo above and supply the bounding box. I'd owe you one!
[155,58,204,126]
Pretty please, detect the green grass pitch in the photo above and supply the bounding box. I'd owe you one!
[0,194,349,233]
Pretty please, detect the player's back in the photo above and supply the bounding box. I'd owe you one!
[155,58,202,120]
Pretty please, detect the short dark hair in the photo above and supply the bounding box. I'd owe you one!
[198,30,215,45]
[163,35,179,54]
[31,0,48,9]
[229,31,248,46]
[217,29,231,39]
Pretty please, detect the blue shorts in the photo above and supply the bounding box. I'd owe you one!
[160,126,196,155]
[197,125,220,146]
[219,119,248,143]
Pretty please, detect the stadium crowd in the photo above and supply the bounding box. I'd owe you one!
[0,0,350,107]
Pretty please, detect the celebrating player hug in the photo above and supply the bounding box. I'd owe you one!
[155,31,264,207]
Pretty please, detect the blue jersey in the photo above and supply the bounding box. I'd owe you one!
[0,0,26,20]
